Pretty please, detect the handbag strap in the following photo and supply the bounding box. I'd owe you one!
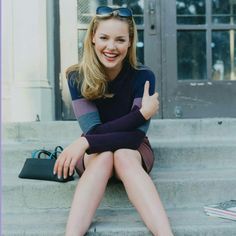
[54,146,63,156]
[31,147,63,160]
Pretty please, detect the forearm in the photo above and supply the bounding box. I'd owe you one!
[84,130,145,154]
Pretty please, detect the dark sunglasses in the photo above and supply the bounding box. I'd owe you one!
[96,6,133,18]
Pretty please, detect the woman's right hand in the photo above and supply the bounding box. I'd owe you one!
[53,137,89,179]
[140,81,159,120]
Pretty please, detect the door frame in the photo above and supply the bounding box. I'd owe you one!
[144,0,163,118]
[58,0,78,120]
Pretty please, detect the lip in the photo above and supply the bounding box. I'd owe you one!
[103,51,118,56]
[103,51,119,61]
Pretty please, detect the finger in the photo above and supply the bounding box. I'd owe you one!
[69,158,77,176]
[54,152,63,175]
[151,92,158,99]
[143,81,150,97]
[63,158,71,179]
[53,159,59,175]
[57,155,66,179]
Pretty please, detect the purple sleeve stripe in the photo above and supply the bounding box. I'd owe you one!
[132,97,142,109]
[72,98,98,118]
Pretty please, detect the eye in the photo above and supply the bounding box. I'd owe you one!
[99,36,107,40]
[117,38,126,43]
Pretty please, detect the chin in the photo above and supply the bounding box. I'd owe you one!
[102,60,121,69]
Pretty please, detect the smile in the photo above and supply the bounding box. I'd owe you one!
[103,52,119,59]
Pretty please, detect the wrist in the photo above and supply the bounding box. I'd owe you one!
[140,108,151,120]
[78,136,89,151]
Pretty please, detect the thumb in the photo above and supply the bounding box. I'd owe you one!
[143,81,150,97]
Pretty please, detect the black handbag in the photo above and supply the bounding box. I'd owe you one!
[18,146,74,182]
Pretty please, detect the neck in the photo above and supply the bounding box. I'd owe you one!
[105,64,123,81]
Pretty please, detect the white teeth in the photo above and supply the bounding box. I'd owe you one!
[104,53,117,58]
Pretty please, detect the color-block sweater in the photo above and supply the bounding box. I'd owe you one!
[67,62,156,154]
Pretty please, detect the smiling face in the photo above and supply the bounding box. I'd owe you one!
[92,18,131,79]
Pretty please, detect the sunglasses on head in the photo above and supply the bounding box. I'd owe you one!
[96,6,133,18]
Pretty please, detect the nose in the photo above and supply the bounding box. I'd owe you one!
[106,40,116,50]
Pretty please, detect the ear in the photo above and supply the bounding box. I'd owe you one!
[92,35,96,44]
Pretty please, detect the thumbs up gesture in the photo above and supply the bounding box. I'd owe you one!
[140,81,159,120]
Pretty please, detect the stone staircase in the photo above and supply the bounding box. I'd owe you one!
[2,119,236,235]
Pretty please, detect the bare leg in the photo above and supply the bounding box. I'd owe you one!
[66,151,113,236]
[114,149,173,236]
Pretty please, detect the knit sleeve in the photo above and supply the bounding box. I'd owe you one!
[84,130,145,154]
[67,71,102,134]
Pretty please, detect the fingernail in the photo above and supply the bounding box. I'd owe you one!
[53,171,56,175]
[69,172,72,176]
[58,175,61,179]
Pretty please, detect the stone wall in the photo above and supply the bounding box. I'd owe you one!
[2,0,55,121]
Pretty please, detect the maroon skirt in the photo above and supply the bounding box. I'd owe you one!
[75,137,155,177]
[138,137,155,173]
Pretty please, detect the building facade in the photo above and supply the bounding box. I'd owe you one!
[3,0,236,122]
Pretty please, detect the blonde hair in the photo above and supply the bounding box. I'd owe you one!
[66,15,138,100]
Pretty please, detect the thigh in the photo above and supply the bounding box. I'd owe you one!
[84,153,100,168]
[75,152,113,177]
[74,153,97,177]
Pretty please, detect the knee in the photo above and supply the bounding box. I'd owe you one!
[94,151,114,174]
[113,149,134,175]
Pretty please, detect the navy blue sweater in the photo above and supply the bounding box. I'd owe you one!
[67,62,156,154]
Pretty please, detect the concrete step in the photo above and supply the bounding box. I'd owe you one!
[3,139,236,172]
[3,168,236,211]
[152,139,236,169]
[149,118,236,139]
[3,207,236,236]
[3,118,236,143]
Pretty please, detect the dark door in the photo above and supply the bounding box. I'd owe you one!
[163,0,236,118]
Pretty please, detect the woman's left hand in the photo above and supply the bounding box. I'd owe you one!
[53,137,89,179]
[140,81,159,120]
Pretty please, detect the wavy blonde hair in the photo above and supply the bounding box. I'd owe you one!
[66,14,138,100]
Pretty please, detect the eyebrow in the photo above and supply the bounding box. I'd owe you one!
[99,33,127,38]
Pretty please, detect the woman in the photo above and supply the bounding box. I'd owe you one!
[54,6,174,236]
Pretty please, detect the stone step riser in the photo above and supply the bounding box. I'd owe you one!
[3,208,236,236]
[3,119,236,142]
[3,175,236,212]
[3,229,236,236]
[3,144,236,171]
[154,145,236,169]
[3,122,81,143]
[149,119,236,138]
